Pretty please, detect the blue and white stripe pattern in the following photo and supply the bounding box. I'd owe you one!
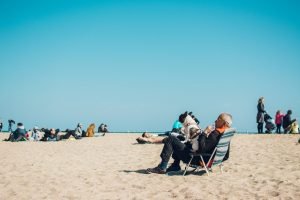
[212,128,236,166]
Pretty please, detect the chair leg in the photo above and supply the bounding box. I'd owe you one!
[220,164,223,173]
[183,155,194,176]
[200,156,209,176]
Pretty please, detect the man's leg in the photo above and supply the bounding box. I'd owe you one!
[147,136,185,174]
[167,147,192,172]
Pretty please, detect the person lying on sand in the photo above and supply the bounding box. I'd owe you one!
[146,113,233,174]
[136,132,163,144]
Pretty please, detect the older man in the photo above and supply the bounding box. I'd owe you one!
[146,113,233,174]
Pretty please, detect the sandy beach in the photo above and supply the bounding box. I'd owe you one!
[0,133,299,200]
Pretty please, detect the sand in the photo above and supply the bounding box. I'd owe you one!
[0,133,299,200]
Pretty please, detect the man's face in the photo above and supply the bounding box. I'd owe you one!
[215,116,225,129]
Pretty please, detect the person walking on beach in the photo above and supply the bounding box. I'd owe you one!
[275,110,285,133]
[256,97,266,133]
[8,119,15,132]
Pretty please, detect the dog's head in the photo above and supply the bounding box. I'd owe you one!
[179,111,188,123]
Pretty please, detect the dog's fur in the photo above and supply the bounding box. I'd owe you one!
[178,111,201,142]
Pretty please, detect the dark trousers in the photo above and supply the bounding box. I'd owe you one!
[8,125,12,132]
[257,123,263,133]
[160,136,199,165]
[160,136,187,163]
[276,124,281,133]
[61,130,77,139]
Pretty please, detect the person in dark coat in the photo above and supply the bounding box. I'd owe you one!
[8,119,15,132]
[0,119,3,132]
[282,110,297,134]
[256,97,265,133]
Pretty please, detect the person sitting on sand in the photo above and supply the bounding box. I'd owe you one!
[86,123,95,137]
[5,122,27,142]
[290,121,299,134]
[282,110,297,134]
[30,126,42,141]
[171,120,183,134]
[75,123,85,137]
[146,113,232,174]
[98,123,109,136]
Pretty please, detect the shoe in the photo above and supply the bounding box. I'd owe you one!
[146,166,166,174]
[166,164,181,172]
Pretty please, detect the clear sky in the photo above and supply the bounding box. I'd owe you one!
[0,0,299,132]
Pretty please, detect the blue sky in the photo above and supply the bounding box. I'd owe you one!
[0,0,299,132]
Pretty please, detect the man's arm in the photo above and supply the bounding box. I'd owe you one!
[198,131,219,154]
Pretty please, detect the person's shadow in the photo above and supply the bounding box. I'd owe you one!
[121,169,149,174]
[121,169,207,176]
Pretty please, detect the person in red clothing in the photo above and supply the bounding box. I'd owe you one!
[275,110,285,134]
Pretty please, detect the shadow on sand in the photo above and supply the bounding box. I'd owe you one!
[121,169,207,176]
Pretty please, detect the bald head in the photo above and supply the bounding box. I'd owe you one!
[219,113,233,128]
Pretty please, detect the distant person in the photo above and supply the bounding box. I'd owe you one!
[61,123,84,140]
[282,110,297,134]
[275,110,285,133]
[171,120,183,133]
[75,123,85,137]
[136,132,164,144]
[8,119,15,132]
[40,128,60,141]
[86,123,96,137]
[30,126,42,141]
[0,119,3,132]
[5,122,27,142]
[159,118,184,137]
[61,129,81,140]
[290,121,299,134]
[256,97,266,133]
[98,123,109,136]
[46,128,61,141]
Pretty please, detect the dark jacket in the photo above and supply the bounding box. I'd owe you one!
[257,102,265,113]
[13,128,27,140]
[282,114,296,129]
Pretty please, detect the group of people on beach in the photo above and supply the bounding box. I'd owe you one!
[256,97,299,134]
[136,111,234,174]
[1,121,109,142]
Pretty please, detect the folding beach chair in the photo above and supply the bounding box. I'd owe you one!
[183,128,236,176]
